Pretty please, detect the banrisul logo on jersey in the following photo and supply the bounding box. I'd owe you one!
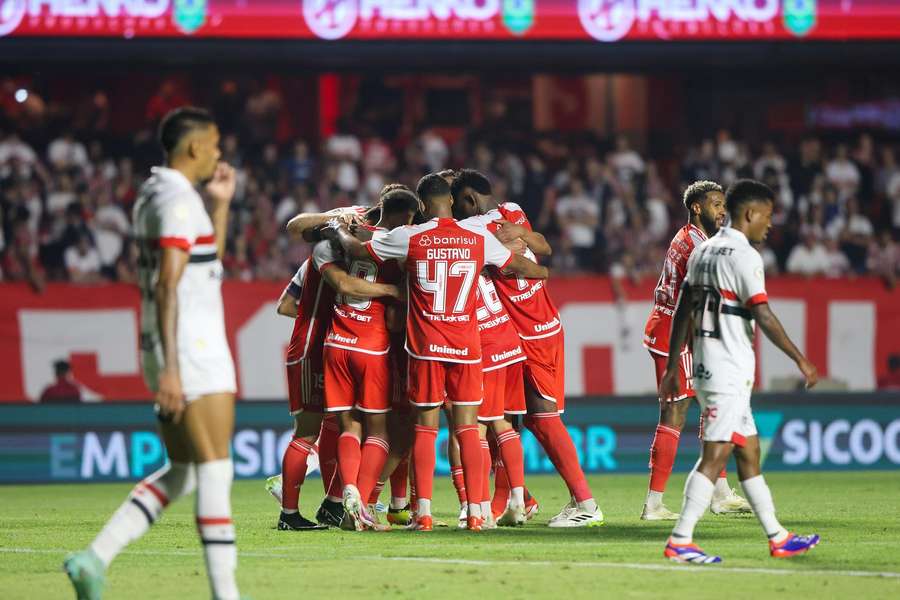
[301,0,504,41]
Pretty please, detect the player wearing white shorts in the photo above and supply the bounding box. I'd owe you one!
[660,179,821,564]
[65,108,242,599]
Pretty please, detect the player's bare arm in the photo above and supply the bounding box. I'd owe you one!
[660,282,696,401]
[205,162,237,259]
[320,222,371,261]
[505,253,550,280]
[493,220,552,256]
[155,245,189,422]
[751,302,818,389]
[321,266,401,300]
[275,289,299,318]
[287,208,365,241]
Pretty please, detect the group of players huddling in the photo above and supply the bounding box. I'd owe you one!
[64,108,820,600]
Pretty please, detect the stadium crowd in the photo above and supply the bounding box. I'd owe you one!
[2,87,899,292]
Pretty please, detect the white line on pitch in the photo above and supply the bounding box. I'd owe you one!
[2,547,899,579]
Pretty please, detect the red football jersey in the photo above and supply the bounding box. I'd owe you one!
[284,253,335,365]
[366,217,513,363]
[314,231,401,354]
[643,223,708,356]
[469,202,562,340]
[475,273,526,371]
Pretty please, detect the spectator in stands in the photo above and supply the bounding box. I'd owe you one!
[759,242,780,276]
[283,139,314,185]
[64,232,104,284]
[610,134,645,183]
[555,178,599,270]
[830,197,874,272]
[826,143,861,201]
[39,360,82,403]
[822,237,851,278]
[754,141,787,179]
[786,231,829,277]
[867,230,899,289]
[1,214,45,292]
[0,129,38,178]
[91,192,130,277]
[47,130,88,173]
[145,79,188,125]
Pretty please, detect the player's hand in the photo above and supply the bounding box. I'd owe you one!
[494,220,527,244]
[797,357,819,389]
[504,238,528,256]
[205,162,237,207]
[320,218,342,240]
[156,368,185,423]
[385,284,402,300]
[658,367,680,403]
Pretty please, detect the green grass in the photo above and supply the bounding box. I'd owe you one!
[2,472,899,599]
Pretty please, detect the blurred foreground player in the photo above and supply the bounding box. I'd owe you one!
[65,108,242,599]
[641,181,750,520]
[661,180,820,564]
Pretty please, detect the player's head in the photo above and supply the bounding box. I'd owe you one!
[437,169,458,185]
[450,168,493,219]
[53,359,71,379]
[416,173,453,218]
[725,179,775,243]
[379,183,420,228]
[683,180,726,235]
[158,107,220,181]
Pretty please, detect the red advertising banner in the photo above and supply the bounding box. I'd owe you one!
[1,1,899,42]
[0,277,897,403]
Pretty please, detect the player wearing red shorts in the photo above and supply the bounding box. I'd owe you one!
[641,180,750,520]
[325,174,547,531]
[452,169,603,528]
[316,188,415,530]
[474,272,529,527]
[274,209,399,531]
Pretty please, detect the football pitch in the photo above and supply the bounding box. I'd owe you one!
[2,472,899,599]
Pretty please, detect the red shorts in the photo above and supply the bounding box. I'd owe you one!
[480,361,525,421]
[286,355,325,415]
[407,357,482,408]
[650,346,695,402]
[324,346,392,413]
[521,332,565,412]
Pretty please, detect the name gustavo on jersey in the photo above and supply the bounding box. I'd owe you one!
[426,248,471,260]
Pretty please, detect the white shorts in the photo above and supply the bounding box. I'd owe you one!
[142,310,236,402]
[696,389,757,447]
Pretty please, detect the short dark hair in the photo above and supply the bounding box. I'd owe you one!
[725,179,774,219]
[158,107,215,155]
[380,184,419,216]
[682,180,723,211]
[437,169,458,181]
[450,169,492,204]
[416,173,451,205]
[54,360,71,377]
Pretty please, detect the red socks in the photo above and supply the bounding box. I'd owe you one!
[480,438,492,504]
[496,429,525,489]
[454,425,483,512]
[413,425,438,502]
[281,437,315,511]
[648,424,681,493]
[318,417,341,497]
[357,436,389,505]
[337,432,361,489]
[390,454,409,501]
[525,413,592,502]
[450,466,467,504]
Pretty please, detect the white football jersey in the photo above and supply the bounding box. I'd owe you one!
[684,227,769,394]
[132,166,235,398]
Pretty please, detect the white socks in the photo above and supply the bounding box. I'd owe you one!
[646,490,664,509]
[196,459,239,600]
[480,501,491,519]
[90,462,195,567]
[741,475,788,542]
[577,498,599,513]
[390,496,407,510]
[511,486,525,507]
[671,470,715,542]
[714,476,732,497]
[417,498,432,517]
[468,502,483,519]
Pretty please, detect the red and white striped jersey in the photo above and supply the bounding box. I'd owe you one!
[475,273,526,371]
[284,247,335,365]
[468,202,562,340]
[643,223,708,356]
[132,167,223,344]
[313,228,401,355]
[365,217,513,363]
